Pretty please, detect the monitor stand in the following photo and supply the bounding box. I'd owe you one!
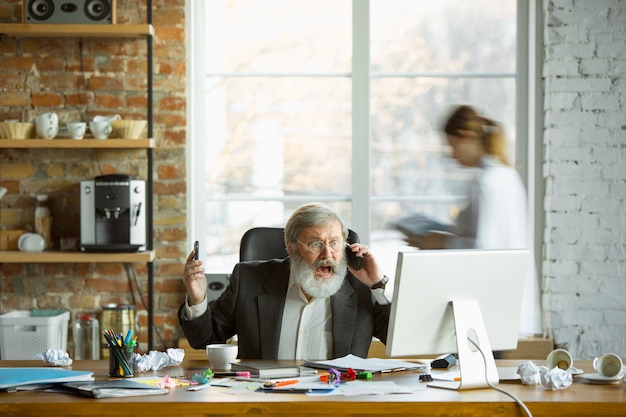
[427,298,499,390]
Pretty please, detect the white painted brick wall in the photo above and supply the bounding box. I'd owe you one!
[543,0,626,359]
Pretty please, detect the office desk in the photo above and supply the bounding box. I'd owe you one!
[1,359,624,417]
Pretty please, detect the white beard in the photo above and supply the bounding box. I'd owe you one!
[290,252,347,299]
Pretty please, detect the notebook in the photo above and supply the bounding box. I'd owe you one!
[60,380,168,398]
[0,367,94,390]
[230,361,302,378]
[391,213,452,236]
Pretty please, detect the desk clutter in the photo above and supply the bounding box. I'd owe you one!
[1,354,625,406]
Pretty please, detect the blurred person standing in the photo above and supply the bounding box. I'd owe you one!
[406,104,542,337]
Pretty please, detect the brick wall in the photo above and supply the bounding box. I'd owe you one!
[0,0,188,352]
[542,0,625,359]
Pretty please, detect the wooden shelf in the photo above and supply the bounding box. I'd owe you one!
[0,24,154,38]
[0,18,158,350]
[0,250,155,263]
[0,138,153,149]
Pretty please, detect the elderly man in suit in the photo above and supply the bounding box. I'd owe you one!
[178,203,391,360]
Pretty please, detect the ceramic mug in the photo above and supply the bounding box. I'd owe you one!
[35,112,59,139]
[89,121,112,139]
[66,122,87,140]
[593,353,624,378]
[546,348,573,371]
[205,344,238,370]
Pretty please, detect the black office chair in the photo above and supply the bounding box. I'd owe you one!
[239,227,360,262]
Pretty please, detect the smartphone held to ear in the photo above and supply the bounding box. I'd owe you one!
[194,240,199,260]
[345,245,362,270]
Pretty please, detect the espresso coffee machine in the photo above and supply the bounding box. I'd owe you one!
[80,174,146,252]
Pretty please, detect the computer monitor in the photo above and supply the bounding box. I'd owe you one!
[385,249,528,390]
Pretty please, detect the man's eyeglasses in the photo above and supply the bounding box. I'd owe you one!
[297,240,344,254]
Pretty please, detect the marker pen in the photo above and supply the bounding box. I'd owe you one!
[212,371,251,378]
[264,379,299,388]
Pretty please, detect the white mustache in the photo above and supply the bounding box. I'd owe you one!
[314,259,337,268]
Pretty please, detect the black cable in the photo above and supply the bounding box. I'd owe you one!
[124,263,168,350]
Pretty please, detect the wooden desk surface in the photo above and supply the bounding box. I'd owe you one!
[1,359,624,417]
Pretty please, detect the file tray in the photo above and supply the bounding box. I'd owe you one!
[0,309,69,359]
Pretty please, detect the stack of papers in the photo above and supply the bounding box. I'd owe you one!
[304,354,427,373]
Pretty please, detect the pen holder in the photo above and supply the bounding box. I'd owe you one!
[108,345,136,378]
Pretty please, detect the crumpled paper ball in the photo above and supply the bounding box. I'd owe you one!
[35,348,73,366]
[517,360,542,385]
[540,366,573,390]
[135,348,185,372]
[517,360,572,390]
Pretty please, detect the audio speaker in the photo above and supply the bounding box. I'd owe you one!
[205,273,230,303]
[24,0,117,24]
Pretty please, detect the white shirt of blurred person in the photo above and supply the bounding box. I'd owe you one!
[406,105,542,337]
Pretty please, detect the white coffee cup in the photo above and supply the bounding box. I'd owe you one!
[67,122,87,140]
[593,353,624,378]
[546,348,573,371]
[35,112,59,139]
[205,343,238,370]
[89,120,112,139]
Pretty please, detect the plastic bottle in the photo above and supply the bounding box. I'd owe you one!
[72,313,101,360]
[34,194,52,249]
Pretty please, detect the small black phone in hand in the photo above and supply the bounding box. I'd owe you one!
[345,244,362,270]
[194,240,200,260]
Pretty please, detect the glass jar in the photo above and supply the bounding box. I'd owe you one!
[72,313,100,360]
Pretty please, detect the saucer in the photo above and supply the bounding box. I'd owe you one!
[568,367,584,375]
[579,373,624,384]
[18,233,45,252]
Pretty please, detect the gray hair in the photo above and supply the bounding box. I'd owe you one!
[284,203,348,249]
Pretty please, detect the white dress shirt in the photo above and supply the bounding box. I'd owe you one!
[278,275,333,360]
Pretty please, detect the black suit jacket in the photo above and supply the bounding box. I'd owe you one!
[178,258,390,359]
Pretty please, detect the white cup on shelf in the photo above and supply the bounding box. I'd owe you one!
[35,112,59,139]
[89,121,112,139]
[67,122,87,140]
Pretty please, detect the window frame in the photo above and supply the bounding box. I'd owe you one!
[186,0,539,275]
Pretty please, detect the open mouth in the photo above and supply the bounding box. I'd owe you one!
[315,265,333,278]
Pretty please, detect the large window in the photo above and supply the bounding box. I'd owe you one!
[189,0,522,274]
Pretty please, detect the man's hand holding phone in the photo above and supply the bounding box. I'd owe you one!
[184,240,207,306]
